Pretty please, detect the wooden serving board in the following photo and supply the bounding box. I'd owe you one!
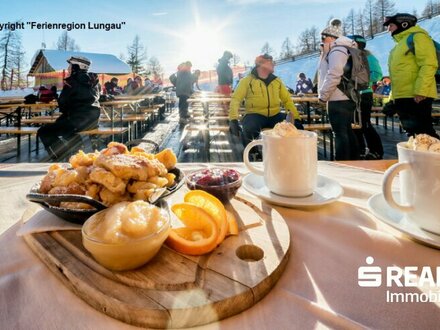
[23,190,291,329]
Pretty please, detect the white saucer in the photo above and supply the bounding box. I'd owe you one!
[242,174,343,207]
[367,192,440,249]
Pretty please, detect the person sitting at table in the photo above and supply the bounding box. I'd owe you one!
[104,77,122,96]
[295,72,314,94]
[375,76,392,96]
[228,54,302,148]
[37,85,57,103]
[38,56,100,160]
[123,78,133,94]
[126,76,143,95]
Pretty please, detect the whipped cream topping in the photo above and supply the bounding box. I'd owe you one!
[269,121,305,137]
[407,134,440,153]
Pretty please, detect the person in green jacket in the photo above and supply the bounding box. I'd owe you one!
[348,35,384,160]
[228,54,301,146]
[384,13,439,138]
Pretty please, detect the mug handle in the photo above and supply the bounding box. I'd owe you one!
[382,162,414,213]
[243,140,264,176]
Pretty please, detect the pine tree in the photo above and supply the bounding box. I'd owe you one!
[56,31,80,51]
[127,35,147,74]
[280,37,294,59]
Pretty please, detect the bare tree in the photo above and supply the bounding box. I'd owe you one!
[280,37,294,59]
[374,0,396,32]
[127,35,147,74]
[146,56,163,76]
[0,29,22,90]
[261,42,274,56]
[363,0,375,37]
[232,53,240,66]
[11,47,25,88]
[422,1,440,17]
[297,28,320,55]
[346,9,356,36]
[56,31,80,51]
[356,10,366,36]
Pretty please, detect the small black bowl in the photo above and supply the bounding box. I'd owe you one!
[26,167,185,224]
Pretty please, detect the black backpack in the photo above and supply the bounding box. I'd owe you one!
[169,73,177,87]
[24,94,38,104]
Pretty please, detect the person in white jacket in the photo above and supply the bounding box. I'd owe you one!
[318,19,360,160]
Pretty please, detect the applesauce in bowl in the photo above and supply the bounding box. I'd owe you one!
[82,200,170,271]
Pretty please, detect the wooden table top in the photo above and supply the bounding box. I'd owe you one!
[291,96,320,102]
[337,159,397,172]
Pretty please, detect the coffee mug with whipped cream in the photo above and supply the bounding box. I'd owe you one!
[382,134,440,234]
[243,122,317,197]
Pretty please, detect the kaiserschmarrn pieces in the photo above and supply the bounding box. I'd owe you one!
[37,142,178,208]
[89,167,126,195]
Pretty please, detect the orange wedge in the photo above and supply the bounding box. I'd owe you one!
[167,203,219,255]
[184,190,228,245]
[226,210,239,236]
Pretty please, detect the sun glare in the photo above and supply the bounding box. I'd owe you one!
[182,26,225,70]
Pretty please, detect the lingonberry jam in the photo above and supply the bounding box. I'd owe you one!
[186,168,242,202]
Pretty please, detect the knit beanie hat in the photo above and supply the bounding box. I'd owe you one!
[320,19,343,38]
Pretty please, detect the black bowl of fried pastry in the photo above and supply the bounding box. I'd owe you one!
[26,142,184,224]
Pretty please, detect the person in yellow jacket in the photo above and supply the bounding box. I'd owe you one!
[383,13,439,138]
[228,54,301,146]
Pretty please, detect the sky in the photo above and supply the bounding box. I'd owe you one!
[0,0,430,75]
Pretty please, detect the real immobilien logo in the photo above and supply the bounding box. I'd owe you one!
[358,257,440,303]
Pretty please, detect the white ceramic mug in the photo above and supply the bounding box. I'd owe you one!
[243,130,318,197]
[382,142,440,234]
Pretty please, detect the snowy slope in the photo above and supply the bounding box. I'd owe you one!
[275,14,440,89]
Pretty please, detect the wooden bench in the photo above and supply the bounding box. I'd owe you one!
[78,127,129,149]
[0,126,40,158]
[185,125,230,132]
[22,118,57,125]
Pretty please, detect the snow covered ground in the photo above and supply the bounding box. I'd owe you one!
[0,88,35,98]
[275,14,440,90]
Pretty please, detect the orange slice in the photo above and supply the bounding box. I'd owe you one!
[167,203,219,255]
[226,210,239,236]
[184,190,228,245]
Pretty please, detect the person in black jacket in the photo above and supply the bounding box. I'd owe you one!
[216,51,233,96]
[175,61,195,125]
[38,56,101,160]
[104,77,121,95]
